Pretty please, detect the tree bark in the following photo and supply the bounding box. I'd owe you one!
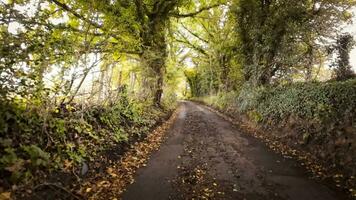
[140,17,167,106]
[140,45,166,106]
[305,44,314,81]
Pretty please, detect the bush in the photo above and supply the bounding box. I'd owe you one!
[196,91,240,111]
[196,79,356,126]
[0,92,170,185]
[239,79,356,124]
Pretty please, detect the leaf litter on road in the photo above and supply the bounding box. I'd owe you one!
[77,108,180,199]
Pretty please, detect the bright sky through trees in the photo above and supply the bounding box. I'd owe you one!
[1,0,356,199]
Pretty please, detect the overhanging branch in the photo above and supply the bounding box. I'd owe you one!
[174,31,208,56]
[49,0,142,55]
[49,0,103,29]
[181,24,209,44]
[170,4,222,18]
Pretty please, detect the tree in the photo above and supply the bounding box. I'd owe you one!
[133,0,223,105]
[234,0,356,86]
[176,3,243,96]
[48,0,223,106]
[330,34,355,81]
[0,0,223,106]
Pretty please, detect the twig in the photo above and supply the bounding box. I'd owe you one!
[34,183,82,200]
[72,166,81,182]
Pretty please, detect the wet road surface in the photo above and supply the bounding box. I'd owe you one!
[122,101,344,200]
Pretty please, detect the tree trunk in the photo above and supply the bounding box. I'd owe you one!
[129,72,136,95]
[219,54,230,91]
[140,19,167,106]
[305,44,313,81]
[140,45,166,106]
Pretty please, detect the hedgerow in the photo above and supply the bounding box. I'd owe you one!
[0,91,172,186]
[196,79,356,126]
[237,79,356,124]
[196,79,356,196]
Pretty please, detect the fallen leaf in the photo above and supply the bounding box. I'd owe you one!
[0,192,11,200]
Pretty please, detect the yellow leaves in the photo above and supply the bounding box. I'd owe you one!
[0,192,11,200]
[349,188,356,197]
[333,174,343,178]
[97,181,110,188]
[176,163,222,199]
[68,19,80,28]
[342,11,353,21]
[203,187,212,193]
[63,159,73,170]
[106,167,118,178]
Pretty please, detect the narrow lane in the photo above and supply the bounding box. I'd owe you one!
[122,101,344,200]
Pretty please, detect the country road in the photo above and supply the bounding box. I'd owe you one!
[122,101,346,200]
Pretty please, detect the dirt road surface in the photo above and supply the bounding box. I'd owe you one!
[122,101,346,200]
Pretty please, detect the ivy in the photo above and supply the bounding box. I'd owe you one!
[199,79,356,126]
[255,80,356,124]
[0,91,170,185]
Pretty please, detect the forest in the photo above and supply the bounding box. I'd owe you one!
[1,0,356,199]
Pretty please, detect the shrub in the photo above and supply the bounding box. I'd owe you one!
[0,91,170,185]
[240,79,356,124]
[197,79,356,126]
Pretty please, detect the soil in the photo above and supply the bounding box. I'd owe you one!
[122,101,348,200]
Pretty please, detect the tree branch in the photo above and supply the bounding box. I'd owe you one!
[195,18,215,39]
[181,24,209,43]
[134,0,144,19]
[174,31,208,56]
[49,0,103,29]
[48,0,134,46]
[170,4,222,18]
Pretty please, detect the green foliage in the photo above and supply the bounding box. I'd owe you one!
[233,0,356,86]
[0,143,51,182]
[238,79,356,124]
[0,147,21,171]
[179,4,244,97]
[196,91,240,111]
[185,69,203,97]
[2,0,355,194]
[22,145,50,167]
[199,79,356,126]
[247,110,263,123]
[237,84,266,113]
[0,147,25,182]
[0,89,169,184]
[97,93,147,142]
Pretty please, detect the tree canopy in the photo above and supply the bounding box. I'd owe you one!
[1,0,356,198]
